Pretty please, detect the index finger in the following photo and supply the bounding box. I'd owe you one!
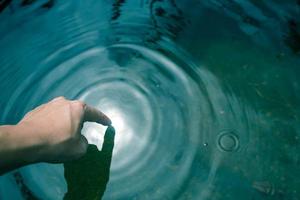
[83,105,112,126]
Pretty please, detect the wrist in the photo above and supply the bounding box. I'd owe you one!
[1,124,44,165]
[17,123,47,163]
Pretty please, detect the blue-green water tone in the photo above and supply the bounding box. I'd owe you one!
[0,0,300,199]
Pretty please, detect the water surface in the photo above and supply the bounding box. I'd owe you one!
[0,0,299,199]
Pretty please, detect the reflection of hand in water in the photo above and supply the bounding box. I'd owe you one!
[64,126,115,200]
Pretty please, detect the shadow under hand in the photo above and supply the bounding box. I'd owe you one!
[63,126,115,200]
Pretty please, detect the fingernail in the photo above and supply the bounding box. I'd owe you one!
[103,115,112,126]
[106,118,112,126]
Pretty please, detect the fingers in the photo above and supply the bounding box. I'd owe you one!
[79,135,89,152]
[54,97,111,126]
[72,135,89,160]
[83,105,112,126]
[101,126,115,153]
[104,126,115,140]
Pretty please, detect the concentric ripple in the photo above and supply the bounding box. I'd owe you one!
[75,44,203,199]
[3,1,299,200]
[1,39,204,199]
[0,36,254,199]
[0,23,253,199]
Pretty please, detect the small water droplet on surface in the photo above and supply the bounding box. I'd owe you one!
[217,131,239,152]
[203,143,208,147]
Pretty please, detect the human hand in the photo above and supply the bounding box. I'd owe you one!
[17,96,111,163]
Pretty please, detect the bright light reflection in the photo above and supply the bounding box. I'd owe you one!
[106,109,126,133]
[83,106,134,155]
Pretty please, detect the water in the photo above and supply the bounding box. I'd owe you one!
[0,0,299,199]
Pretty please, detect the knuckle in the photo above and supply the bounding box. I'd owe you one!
[71,101,86,117]
[71,100,85,109]
[53,96,66,101]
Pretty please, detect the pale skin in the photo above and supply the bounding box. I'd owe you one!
[0,96,112,175]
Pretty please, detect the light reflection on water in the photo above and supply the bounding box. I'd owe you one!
[72,43,203,199]
[0,0,300,200]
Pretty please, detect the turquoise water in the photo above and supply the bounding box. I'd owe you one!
[0,0,300,199]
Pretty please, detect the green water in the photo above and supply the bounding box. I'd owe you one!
[0,0,299,199]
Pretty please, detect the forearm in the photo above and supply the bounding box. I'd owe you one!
[0,124,42,175]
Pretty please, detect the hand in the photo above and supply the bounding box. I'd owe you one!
[17,96,111,163]
[1,96,111,174]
